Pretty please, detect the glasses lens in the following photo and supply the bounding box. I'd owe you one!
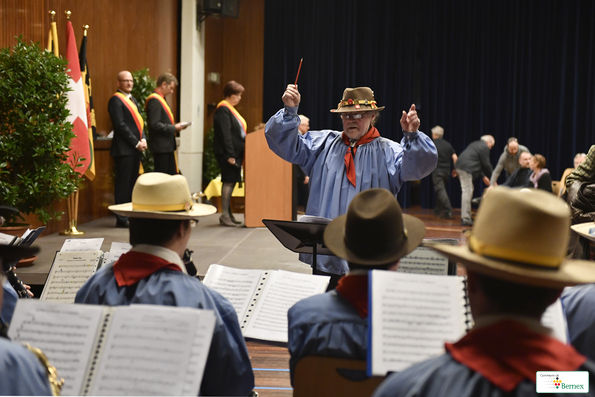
[342,113,364,120]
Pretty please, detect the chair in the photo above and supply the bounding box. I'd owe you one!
[551,180,561,196]
[293,356,386,397]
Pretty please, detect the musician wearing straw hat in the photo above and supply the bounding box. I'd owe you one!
[374,187,595,397]
[75,173,255,396]
[266,85,437,286]
[0,245,53,395]
[287,189,426,383]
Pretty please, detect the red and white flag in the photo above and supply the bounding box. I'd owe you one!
[65,20,91,175]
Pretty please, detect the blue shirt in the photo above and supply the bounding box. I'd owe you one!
[0,337,53,395]
[287,290,368,384]
[1,280,18,325]
[266,106,437,274]
[562,284,595,362]
[75,252,255,396]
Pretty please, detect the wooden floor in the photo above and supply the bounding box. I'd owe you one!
[244,206,472,396]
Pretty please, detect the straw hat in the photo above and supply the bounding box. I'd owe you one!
[430,187,595,288]
[570,222,595,242]
[323,188,425,265]
[330,87,385,113]
[109,173,216,220]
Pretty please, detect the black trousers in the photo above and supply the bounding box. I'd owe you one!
[153,152,178,175]
[113,153,141,221]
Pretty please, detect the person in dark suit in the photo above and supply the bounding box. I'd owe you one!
[213,80,246,227]
[146,73,189,175]
[108,71,147,228]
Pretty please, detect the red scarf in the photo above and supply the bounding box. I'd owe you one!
[113,251,182,287]
[446,319,586,392]
[342,127,380,186]
[335,274,369,318]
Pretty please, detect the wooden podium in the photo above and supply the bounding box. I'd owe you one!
[245,128,292,227]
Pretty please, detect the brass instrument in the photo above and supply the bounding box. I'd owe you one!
[24,343,64,396]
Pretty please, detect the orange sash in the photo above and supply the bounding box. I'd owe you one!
[217,100,247,136]
[112,92,144,139]
[147,92,174,124]
[342,126,380,187]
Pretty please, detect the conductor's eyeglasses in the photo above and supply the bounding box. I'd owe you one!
[340,112,370,120]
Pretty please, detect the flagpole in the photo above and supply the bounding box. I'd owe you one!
[60,9,85,236]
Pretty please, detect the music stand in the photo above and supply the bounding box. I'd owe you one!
[262,219,334,273]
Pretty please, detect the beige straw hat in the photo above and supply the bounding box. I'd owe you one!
[430,187,595,288]
[109,173,216,220]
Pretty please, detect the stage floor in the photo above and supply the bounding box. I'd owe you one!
[13,206,472,396]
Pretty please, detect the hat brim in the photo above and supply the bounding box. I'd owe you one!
[109,202,217,220]
[330,106,385,114]
[324,214,425,265]
[0,245,40,267]
[571,223,595,242]
[429,242,595,288]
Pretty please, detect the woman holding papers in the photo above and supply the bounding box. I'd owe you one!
[213,80,247,227]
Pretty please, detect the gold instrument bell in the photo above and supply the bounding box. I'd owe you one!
[25,343,64,395]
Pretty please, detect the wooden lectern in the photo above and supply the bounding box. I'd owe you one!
[245,128,292,227]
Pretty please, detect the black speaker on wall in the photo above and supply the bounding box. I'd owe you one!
[202,0,222,13]
[199,0,239,22]
[222,0,239,18]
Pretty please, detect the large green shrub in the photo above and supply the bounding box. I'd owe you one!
[131,68,156,172]
[0,38,82,224]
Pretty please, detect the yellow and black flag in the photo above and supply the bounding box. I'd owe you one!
[79,25,96,181]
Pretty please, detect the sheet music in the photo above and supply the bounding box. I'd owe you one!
[0,232,16,244]
[243,270,329,342]
[40,251,102,303]
[88,305,215,396]
[8,300,105,396]
[398,246,450,275]
[541,299,568,343]
[61,238,104,252]
[202,264,262,324]
[103,242,132,268]
[369,271,467,376]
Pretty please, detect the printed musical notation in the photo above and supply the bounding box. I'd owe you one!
[398,247,450,275]
[40,251,102,303]
[369,271,468,376]
[204,264,329,343]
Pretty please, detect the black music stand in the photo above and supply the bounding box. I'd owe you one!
[262,219,334,273]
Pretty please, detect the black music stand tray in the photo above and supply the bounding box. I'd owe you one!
[262,219,334,273]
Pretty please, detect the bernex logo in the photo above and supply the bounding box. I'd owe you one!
[536,371,589,393]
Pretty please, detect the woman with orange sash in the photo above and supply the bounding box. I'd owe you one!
[213,81,246,227]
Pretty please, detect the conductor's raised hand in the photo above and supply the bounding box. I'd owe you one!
[282,84,301,108]
[400,104,421,133]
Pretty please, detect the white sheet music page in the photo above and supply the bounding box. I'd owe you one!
[243,270,330,342]
[541,299,568,344]
[202,264,262,324]
[40,251,102,303]
[369,270,467,376]
[8,300,105,396]
[88,305,214,396]
[60,238,104,252]
[103,242,132,268]
[398,246,450,275]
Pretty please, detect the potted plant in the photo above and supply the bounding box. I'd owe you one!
[0,38,82,226]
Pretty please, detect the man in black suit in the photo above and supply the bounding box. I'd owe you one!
[146,73,189,175]
[108,71,147,228]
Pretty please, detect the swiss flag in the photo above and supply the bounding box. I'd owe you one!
[64,20,91,175]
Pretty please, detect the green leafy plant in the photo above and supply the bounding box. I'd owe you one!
[131,68,156,172]
[0,37,82,225]
[202,126,221,189]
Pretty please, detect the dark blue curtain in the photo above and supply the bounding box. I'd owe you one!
[263,0,595,209]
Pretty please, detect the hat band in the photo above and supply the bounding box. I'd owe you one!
[133,202,192,212]
[468,235,561,268]
[338,99,378,109]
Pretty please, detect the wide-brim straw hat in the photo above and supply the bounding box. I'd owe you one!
[109,173,216,220]
[330,87,385,113]
[570,222,595,242]
[429,187,595,288]
[324,188,425,265]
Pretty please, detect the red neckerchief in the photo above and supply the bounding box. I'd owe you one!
[335,274,369,318]
[446,319,586,392]
[113,251,182,287]
[341,126,380,187]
